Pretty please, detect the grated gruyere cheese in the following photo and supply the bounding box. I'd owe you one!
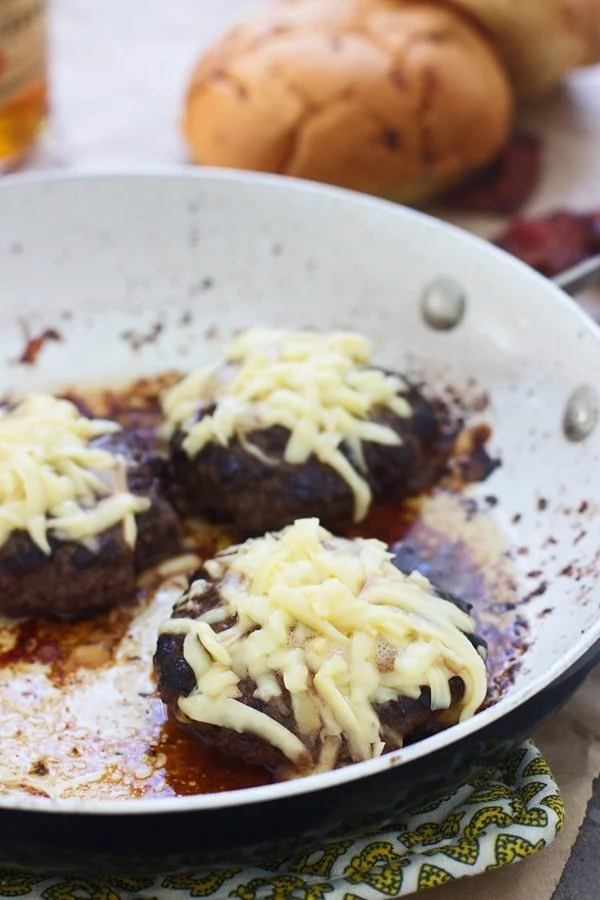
[0,393,151,553]
[161,329,413,521]
[160,518,488,774]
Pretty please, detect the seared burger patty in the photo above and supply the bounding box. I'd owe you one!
[170,386,451,536]
[154,520,487,780]
[162,329,457,536]
[155,629,472,777]
[0,429,179,620]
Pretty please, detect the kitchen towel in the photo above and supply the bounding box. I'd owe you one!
[0,740,563,899]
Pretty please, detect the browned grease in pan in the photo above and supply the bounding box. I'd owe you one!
[0,375,524,800]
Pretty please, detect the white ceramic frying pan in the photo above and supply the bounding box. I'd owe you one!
[0,170,599,875]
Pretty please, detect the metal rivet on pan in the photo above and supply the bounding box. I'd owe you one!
[421,278,466,331]
[563,385,599,442]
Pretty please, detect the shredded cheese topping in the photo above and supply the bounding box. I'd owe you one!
[160,518,487,774]
[162,329,412,521]
[0,393,151,553]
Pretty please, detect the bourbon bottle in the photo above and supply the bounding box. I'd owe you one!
[0,0,48,172]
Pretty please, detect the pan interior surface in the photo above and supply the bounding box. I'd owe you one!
[0,171,599,814]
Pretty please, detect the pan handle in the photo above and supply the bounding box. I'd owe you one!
[553,254,600,297]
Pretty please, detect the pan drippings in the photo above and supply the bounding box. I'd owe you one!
[0,375,525,799]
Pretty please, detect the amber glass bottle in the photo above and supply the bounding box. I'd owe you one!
[0,0,48,172]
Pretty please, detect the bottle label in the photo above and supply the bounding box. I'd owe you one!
[0,0,46,108]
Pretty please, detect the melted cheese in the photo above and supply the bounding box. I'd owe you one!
[160,518,487,773]
[0,393,150,553]
[161,329,412,521]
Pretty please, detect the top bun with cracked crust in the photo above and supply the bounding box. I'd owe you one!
[183,0,513,205]
[446,0,600,97]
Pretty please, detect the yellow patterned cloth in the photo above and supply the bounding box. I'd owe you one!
[0,741,563,900]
